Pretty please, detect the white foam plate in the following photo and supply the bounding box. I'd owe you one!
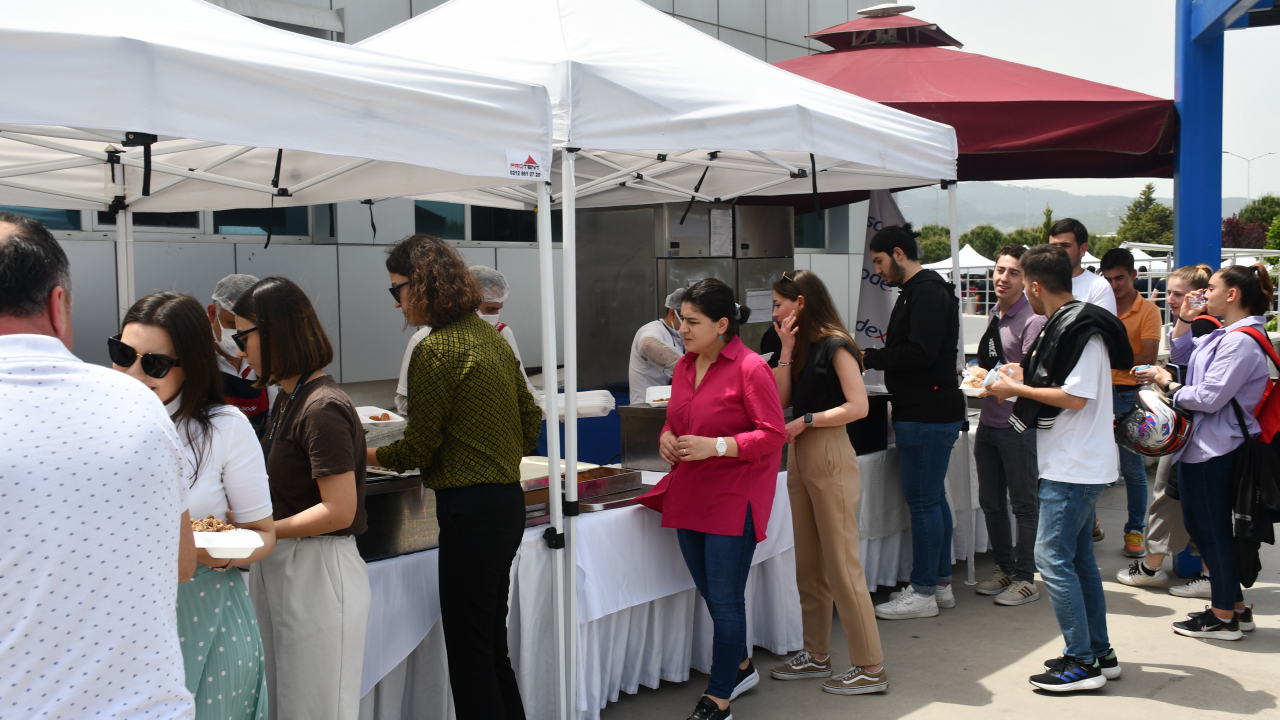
[193,528,264,559]
[357,406,407,432]
[961,386,985,397]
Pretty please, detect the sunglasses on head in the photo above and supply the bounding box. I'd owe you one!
[231,326,258,353]
[107,336,182,379]
[389,281,409,303]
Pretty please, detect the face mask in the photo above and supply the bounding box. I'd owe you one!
[478,312,501,326]
[213,326,240,359]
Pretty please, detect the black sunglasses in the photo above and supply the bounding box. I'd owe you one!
[231,326,258,353]
[389,280,409,303]
[108,336,182,379]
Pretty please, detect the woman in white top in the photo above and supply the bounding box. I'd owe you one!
[113,291,276,720]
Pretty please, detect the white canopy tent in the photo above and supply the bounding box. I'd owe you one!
[361,1,958,717]
[923,243,994,276]
[0,0,553,322]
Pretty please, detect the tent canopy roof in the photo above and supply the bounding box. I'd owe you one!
[775,13,1175,182]
[923,243,993,271]
[361,0,957,210]
[0,0,553,211]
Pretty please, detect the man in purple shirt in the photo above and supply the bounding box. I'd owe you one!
[972,244,1048,606]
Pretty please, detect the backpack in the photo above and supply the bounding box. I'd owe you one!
[1229,326,1280,442]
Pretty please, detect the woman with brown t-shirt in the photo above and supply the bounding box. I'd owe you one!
[232,277,371,720]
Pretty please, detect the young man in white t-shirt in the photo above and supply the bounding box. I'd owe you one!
[985,244,1131,693]
[1048,218,1117,315]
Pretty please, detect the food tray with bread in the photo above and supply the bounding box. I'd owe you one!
[190,515,264,559]
[356,406,407,433]
[960,365,987,397]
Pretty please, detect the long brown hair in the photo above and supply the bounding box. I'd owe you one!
[772,269,862,380]
[122,292,226,483]
[385,234,482,328]
[232,277,333,388]
[1218,263,1275,316]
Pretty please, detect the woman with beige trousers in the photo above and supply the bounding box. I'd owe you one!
[768,269,887,696]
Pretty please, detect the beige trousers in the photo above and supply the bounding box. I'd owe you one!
[1147,455,1195,557]
[249,535,371,720]
[787,425,885,666]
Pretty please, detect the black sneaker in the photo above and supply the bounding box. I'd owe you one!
[729,661,758,700]
[1174,607,1243,640]
[1183,604,1255,631]
[686,696,731,720]
[1029,657,1107,692]
[1043,649,1121,680]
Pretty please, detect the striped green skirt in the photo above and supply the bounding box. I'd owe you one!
[177,566,268,720]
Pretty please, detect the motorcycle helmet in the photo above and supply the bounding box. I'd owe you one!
[1115,387,1193,457]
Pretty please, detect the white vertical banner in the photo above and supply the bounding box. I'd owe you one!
[855,190,909,393]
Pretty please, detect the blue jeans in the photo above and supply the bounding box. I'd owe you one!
[1112,386,1149,533]
[894,420,962,595]
[677,505,757,701]
[1035,479,1109,662]
[1179,450,1245,611]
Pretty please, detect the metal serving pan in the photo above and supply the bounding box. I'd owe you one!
[356,470,439,562]
[522,467,642,507]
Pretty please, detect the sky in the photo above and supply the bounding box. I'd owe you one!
[914,0,1280,200]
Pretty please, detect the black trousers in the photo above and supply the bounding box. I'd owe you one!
[436,481,528,720]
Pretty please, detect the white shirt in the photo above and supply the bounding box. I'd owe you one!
[1036,335,1118,484]
[496,323,538,400]
[165,395,273,524]
[629,318,685,404]
[1072,270,1117,314]
[395,326,432,415]
[0,334,194,720]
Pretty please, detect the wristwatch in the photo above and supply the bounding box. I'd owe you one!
[804,413,814,427]
[716,437,727,457]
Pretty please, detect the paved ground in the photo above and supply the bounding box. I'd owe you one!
[600,481,1280,720]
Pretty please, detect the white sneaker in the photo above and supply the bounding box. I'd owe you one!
[993,579,1040,606]
[1169,574,1212,598]
[890,584,954,608]
[975,568,1013,596]
[876,590,939,620]
[1116,560,1168,588]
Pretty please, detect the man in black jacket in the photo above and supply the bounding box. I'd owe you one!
[862,224,966,621]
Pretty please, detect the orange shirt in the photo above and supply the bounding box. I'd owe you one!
[1112,293,1162,385]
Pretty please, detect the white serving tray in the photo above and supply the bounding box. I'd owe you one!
[645,385,672,408]
[193,528,264,559]
[356,406,407,433]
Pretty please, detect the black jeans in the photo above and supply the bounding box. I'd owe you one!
[436,482,528,720]
[973,424,1040,582]
[1179,448,1245,611]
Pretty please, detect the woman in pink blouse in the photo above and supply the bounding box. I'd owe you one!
[638,278,786,720]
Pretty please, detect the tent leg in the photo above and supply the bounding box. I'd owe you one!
[561,149,580,720]
[115,209,135,325]
[947,184,977,587]
[537,180,568,720]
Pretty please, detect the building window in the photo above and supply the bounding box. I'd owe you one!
[794,211,826,249]
[471,206,561,243]
[0,206,80,231]
[97,211,201,229]
[213,207,309,235]
[414,201,465,240]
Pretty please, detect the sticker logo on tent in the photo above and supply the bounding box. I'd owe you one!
[507,150,546,180]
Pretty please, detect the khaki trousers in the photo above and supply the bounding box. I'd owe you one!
[1147,455,1195,557]
[787,425,884,666]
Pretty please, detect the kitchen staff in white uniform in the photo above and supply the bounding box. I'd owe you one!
[471,265,538,400]
[628,287,688,404]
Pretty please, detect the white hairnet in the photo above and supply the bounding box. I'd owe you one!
[211,274,259,312]
[664,287,687,310]
[471,265,510,303]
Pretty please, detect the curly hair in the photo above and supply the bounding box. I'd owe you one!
[385,234,482,328]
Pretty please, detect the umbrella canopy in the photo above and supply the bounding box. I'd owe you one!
[1082,251,1101,264]
[360,0,958,210]
[774,4,1175,183]
[923,243,994,272]
[0,0,553,212]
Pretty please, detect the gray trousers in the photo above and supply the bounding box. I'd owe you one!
[1147,455,1195,557]
[974,423,1040,581]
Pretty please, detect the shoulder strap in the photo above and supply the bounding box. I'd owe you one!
[1229,326,1280,369]
[1199,315,1223,329]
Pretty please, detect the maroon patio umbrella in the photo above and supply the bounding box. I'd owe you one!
[773,5,1176,184]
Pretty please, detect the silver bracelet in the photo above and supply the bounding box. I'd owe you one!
[778,361,792,367]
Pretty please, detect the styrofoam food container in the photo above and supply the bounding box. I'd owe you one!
[357,406,407,432]
[194,528,264,559]
[961,386,985,397]
[645,385,672,408]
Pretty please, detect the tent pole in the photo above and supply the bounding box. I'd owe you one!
[115,209,135,326]
[947,183,976,586]
[561,148,580,720]
[537,180,568,720]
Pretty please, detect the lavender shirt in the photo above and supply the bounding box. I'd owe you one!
[980,295,1048,429]
[1168,315,1270,463]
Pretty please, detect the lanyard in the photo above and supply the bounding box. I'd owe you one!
[264,369,314,460]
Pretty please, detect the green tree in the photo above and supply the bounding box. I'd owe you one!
[1040,204,1054,243]
[1005,227,1042,248]
[1238,193,1280,228]
[958,224,1006,260]
[1115,182,1173,246]
[1088,234,1121,259]
[917,223,951,264]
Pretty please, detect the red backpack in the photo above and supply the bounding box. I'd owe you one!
[1230,326,1280,442]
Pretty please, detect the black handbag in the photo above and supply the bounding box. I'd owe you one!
[1229,398,1280,588]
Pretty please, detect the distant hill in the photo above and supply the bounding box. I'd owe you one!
[896,182,1249,235]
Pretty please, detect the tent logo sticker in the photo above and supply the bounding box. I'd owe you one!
[506,150,546,180]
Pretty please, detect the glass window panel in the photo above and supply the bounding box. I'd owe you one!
[212,207,309,235]
[0,205,80,230]
[794,211,825,249]
[470,206,561,243]
[97,211,201,229]
[413,201,465,240]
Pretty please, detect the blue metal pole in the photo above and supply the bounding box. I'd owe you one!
[1174,0,1226,269]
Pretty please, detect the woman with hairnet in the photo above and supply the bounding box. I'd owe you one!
[471,265,537,400]
[628,287,687,404]
[209,273,277,437]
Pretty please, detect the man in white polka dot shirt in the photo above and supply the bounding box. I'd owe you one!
[0,212,197,720]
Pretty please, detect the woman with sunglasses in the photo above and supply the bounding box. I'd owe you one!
[231,277,371,720]
[111,292,275,720]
